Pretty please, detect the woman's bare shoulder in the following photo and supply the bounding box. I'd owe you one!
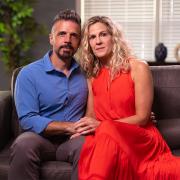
[130,59,150,80]
[130,59,150,72]
[130,58,148,68]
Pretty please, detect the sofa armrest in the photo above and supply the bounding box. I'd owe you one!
[0,91,13,150]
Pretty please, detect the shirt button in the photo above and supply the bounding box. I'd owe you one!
[64,98,68,105]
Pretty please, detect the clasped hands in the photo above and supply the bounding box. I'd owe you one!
[70,117,100,139]
[70,112,156,139]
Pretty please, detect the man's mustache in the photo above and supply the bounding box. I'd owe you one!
[59,44,74,51]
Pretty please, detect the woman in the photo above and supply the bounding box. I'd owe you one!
[75,16,180,179]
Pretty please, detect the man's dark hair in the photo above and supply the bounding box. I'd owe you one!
[52,9,81,27]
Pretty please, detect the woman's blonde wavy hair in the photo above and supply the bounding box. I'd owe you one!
[77,16,134,80]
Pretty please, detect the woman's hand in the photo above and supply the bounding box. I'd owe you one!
[70,132,81,139]
[74,117,100,135]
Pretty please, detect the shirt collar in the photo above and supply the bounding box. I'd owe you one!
[43,50,80,73]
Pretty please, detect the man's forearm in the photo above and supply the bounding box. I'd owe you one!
[43,121,76,136]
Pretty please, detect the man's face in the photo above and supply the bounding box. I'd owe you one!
[49,20,81,60]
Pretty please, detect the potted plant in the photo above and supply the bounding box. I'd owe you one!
[0,0,44,72]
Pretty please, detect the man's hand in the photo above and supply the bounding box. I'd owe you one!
[43,121,77,136]
[74,117,100,135]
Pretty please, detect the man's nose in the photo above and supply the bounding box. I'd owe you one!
[64,34,71,42]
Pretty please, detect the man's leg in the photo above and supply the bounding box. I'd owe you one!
[56,136,85,180]
[8,132,56,180]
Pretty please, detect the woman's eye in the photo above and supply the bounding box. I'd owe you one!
[89,35,96,40]
[100,32,108,37]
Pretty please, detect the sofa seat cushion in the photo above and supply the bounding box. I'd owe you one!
[41,161,72,180]
[172,149,180,156]
[157,118,180,151]
[0,144,72,180]
[0,144,11,179]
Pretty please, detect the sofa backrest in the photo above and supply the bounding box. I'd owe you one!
[150,65,180,151]
[10,67,23,138]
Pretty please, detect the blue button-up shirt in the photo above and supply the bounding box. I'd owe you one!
[15,51,88,134]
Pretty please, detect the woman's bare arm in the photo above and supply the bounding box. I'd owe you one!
[116,60,154,126]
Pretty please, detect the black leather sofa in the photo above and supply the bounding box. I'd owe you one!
[0,65,180,179]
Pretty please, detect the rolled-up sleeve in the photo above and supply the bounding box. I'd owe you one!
[15,69,53,134]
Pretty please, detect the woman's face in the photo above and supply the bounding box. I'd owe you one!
[88,22,113,65]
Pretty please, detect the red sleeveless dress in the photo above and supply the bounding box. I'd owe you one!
[78,67,180,180]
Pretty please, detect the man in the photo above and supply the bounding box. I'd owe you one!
[8,9,89,180]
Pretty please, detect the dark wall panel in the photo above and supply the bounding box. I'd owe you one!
[0,0,75,90]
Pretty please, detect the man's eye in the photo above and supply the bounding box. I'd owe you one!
[58,32,66,36]
[71,33,79,39]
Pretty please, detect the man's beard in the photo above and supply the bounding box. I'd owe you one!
[56,44,75,60]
